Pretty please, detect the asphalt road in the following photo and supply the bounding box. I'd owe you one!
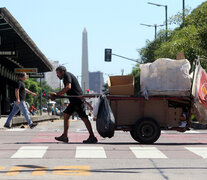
[1,119,207,180]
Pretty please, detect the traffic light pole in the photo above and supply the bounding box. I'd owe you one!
[112,53,138,63]
[105,48,138,63]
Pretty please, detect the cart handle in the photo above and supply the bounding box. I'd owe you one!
[47,94,102,111]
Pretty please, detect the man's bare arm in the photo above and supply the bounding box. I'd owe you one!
[15,88,20,104]
[25,88,37,96]
[57,83,71,96]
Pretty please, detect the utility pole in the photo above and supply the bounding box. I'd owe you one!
[140,23,164,39]
[148,2,168,41]
[183,0,185,27]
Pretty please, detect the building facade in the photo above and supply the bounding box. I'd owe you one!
[0,8,53,116]
[44,60,59,89]
[89,71,104,94]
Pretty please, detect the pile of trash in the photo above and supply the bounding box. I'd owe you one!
[140,58,207,125]
[140,58,192,98]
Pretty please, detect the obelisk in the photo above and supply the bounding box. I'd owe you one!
[81,28,89,93]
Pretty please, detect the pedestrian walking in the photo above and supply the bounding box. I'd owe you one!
[4,72,38,129]
[51,66,97,143]
[29,104,37,115]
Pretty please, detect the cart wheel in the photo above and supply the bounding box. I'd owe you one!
[130,130,137,141]
[133,118,161,144]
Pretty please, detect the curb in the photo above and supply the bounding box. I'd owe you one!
[11,115,60,127]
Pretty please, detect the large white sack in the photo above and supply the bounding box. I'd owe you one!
[140,58,191,97]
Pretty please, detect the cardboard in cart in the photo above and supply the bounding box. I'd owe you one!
[107,75,134,95]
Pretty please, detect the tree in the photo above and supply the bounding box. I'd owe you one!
[139,29,171,63]
[130,64,141,93]
[139,2,207,70]
[168,8,191,27]
[102,83,108,94]
[25,78,39,106]
[154,25,199,63]
[25,78,54,108]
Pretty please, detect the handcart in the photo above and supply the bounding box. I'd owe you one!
[50,57,206,144]
[51,94,192,144]
[107,95,192,144]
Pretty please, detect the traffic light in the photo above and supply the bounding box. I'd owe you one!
[105,49,112,62]
[42,89,46,97]
[86,89,90,93]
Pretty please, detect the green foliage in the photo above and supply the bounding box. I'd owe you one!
[139,39,162,63]
[102,83,108,94]
[139,29,172,63]
[25,78,39,106]
[25,78,54,108]
[130,64,141,94]
[168,8,191,27]
[155,25,199,62]
[139,1,207,69]
[134,2,207,93]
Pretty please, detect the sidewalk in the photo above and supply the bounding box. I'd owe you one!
[0,117,7,129]
[0,114,60,129]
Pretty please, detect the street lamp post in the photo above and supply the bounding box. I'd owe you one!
[140,23,164,39]
[148,2,168,41]
[183,0,185,27]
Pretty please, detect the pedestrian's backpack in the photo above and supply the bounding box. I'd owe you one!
[96,95,115,138]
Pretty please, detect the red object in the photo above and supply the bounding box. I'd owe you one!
[30,105,37,112]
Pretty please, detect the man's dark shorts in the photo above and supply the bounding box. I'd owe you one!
[63,100,88,118]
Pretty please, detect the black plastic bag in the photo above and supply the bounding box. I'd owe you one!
[96,95,115,138]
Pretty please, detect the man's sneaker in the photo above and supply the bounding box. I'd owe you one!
[83,136,98,144]
[3,124,11,129]
[55,134,68,143]
[30,122,38,129]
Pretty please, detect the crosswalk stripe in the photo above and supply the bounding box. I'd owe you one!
[130,147,167,158]
[161,130,200,134]
[184,130,199,134]
[11,146,48,158]
[9,145,207,159]
[6,128,25,132]
[75,146,106,158]
[185,147,207,158]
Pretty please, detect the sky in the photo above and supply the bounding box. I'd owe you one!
[1,0,206,83]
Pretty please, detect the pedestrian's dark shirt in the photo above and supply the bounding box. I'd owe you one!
[63,72,83,103]
[15,80,26,101]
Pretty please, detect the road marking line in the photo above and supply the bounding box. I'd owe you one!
[6,128,25,131]
[185,147,207,158]
[11,146,48,158]
[184,130,199,134]
[5,166,23,176]
[76,129,88,132]
[130,147,167,158]
[75,146,106,158]
[76,129,94,132]
[32,167,47,176]
[0,166,5,170]
[53,166,90,175]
